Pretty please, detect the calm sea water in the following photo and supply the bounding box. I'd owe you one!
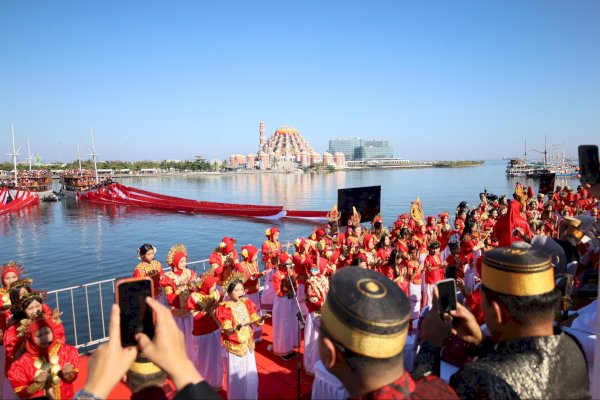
[0,160,580,291]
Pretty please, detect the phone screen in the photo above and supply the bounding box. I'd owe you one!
[117,278,155,346]
[578,145,600,185]
[538,172,556,195]
[437,278,457,316]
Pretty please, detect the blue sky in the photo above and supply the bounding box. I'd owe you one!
[1,1,598,163]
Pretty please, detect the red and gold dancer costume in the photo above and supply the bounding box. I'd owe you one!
[159,244,198,365]
[132,245,164,301]
[239,245,264,341]
[187,272,223,390]
[423,242,446,309]
[272,252,299,358]
[260,228,281,307]
[405,246,424,320]
[303,257,329,375]
[216,273,265,400]
[8,318,78,400]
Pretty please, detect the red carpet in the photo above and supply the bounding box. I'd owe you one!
[74,320,314,399]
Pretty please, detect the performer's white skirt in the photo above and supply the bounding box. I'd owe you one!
[303,311,321,375]
[226,350,258,400]
[174,314,199,366]
[195,329,224,390]
[297,283,309,320]
[422,283,436,309]
[261,269,276,306]
[246,292,263,340]
[408,282,422,319]
[272,295,299,356]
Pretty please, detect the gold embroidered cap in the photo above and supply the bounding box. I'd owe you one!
[128,355,162,375]
[321,268,411,359]
[481,246,554,297]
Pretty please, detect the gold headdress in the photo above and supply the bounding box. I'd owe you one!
[1,261,27,279]
[17,309,62,338]
[9,277,33,290]
[327,204,341,223]
[222,271,248,292]
[410,197,424,224]
[166,244,187,267]
[348,206,361,227]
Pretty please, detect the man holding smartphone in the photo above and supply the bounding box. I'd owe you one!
[415,246,589,399]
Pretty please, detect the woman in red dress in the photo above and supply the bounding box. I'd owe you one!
[8,318,78,400]
[260,228,281,308]
[187,272,223,390]
[239,245,265,341]
[132,244,164,302]
[216,275,269,400]
[159,244,198,365]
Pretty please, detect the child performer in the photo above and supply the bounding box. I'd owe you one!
[216,274,270,400]
[132,244,164,302]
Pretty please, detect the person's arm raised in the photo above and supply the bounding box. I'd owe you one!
[81,304,138,398]
[135,297,203,391]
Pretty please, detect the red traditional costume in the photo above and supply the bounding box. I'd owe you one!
[303,258,329,375]
[8,319,78,400]
[423,247,446,309]
[186,273,223,390]
[493,200,532,247]
[239,245,263,340]
[260,228,281,307]
[159,245,198,365]
[215,286,264,400]
[132,259,164,300]
[272,253,299,357]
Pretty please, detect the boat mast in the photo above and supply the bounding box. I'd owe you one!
[89,128,99,184]
[8,124,22,186]
[77,141,83,171]
[26,139,34,171]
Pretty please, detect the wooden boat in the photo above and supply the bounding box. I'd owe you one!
[59,169,101,198]
[8,170,55,200]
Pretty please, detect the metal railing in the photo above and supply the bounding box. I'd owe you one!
[45,258,212,353]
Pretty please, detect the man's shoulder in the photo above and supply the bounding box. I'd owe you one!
[413,375,459,399]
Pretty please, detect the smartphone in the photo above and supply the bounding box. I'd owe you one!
[578,145,600,185]
[538,172,556,195]
[437,278,457,316]
[115,277,155,347]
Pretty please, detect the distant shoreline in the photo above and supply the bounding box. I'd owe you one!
[0,160,485,179]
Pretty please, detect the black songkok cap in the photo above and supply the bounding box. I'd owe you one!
[321,268,410,358]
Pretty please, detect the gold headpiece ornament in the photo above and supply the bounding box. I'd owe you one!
[166,244,187,267]
[348,206,361,227]
[17,309,62,338]
[410,197,424,224]
[222,271,248,292]
[327,204,341,222]
[1,261,27,278]
[9,277,33,290]
[265,228,271,237]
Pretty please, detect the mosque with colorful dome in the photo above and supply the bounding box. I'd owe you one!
[228,122,346,170]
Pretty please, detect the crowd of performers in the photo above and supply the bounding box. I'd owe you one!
[129,183,598,399]
[0,183,597,399]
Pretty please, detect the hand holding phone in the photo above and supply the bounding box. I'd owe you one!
[436,278,457,317]
[115,277,156,347]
